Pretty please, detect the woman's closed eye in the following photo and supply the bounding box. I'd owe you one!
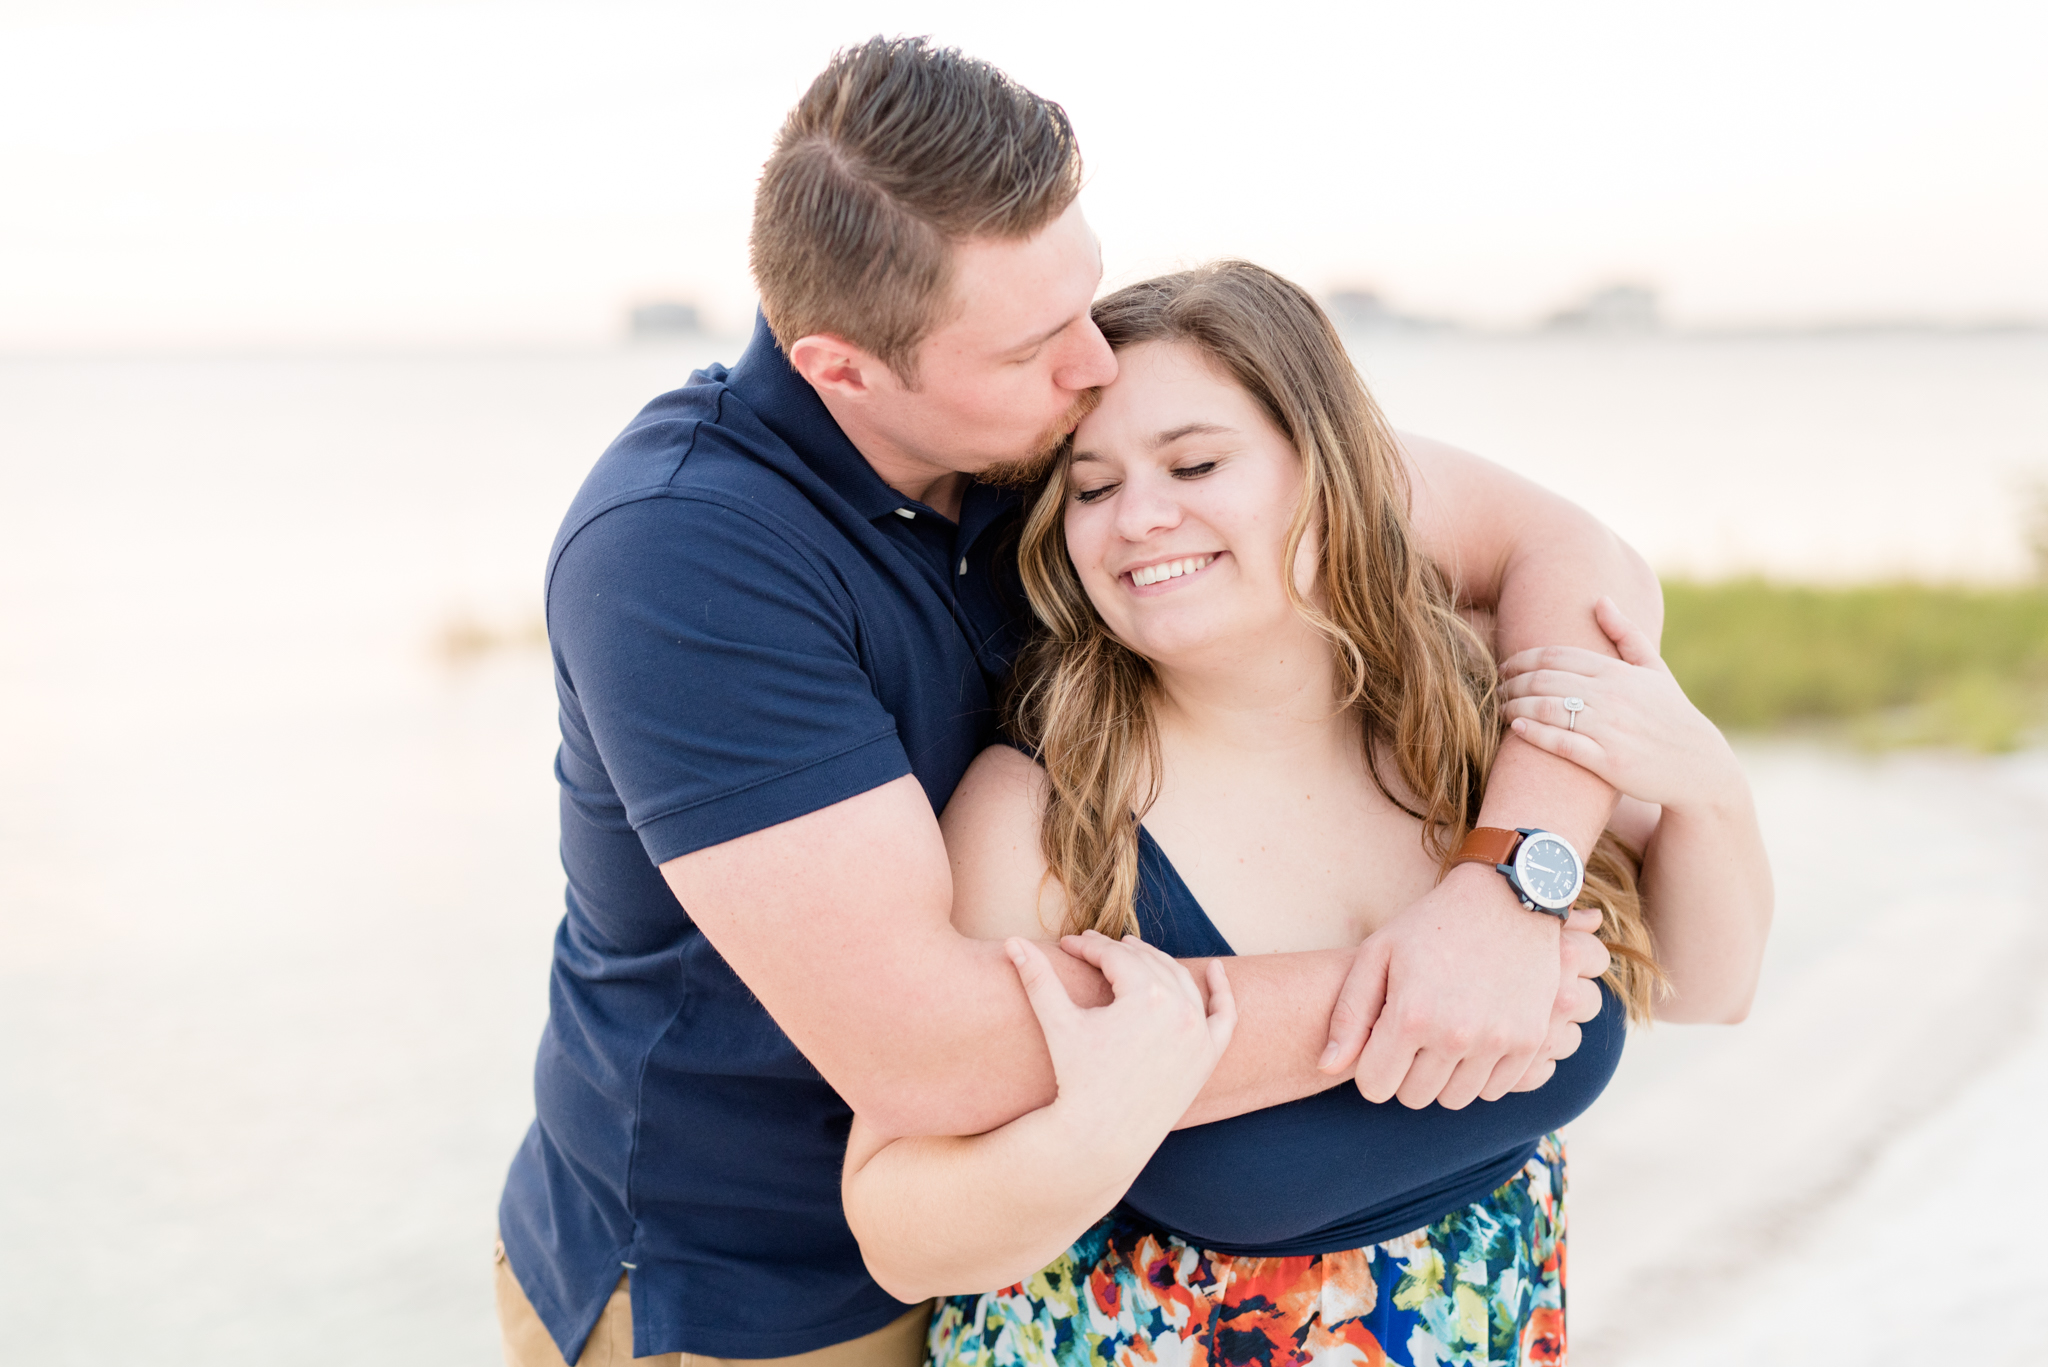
[1072,481,1119,504]
[1171,460,1218,480]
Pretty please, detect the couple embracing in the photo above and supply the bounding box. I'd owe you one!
[495,36,1772,1367]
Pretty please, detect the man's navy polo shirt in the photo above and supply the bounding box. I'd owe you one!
[499,314,1027,1362]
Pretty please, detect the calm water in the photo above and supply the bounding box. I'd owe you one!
[2,333,2044,1362]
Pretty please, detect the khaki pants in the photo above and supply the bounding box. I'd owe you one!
[495,1239,934,1367]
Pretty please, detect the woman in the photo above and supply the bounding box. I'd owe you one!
[841,262,1772,1367]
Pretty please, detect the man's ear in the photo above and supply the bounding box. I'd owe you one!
[787,333,883,401]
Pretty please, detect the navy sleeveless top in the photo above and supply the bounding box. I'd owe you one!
[1120,827,1626,1257]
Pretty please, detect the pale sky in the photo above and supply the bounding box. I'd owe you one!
[3,0,2044,349]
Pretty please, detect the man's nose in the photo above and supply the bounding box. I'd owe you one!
[1053,318,1117,392]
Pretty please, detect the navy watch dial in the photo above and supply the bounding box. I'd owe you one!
[1513,834,1583,909]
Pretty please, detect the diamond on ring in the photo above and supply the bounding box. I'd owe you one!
[1563,697,1586,731]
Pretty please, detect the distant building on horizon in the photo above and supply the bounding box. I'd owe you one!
[629,300,702,339]
[1323,288,1450,334]
[1544,283,1662,333]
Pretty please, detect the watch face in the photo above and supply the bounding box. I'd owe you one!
[1515,835,1583,909]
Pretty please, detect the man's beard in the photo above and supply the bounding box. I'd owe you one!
[978,387,1103,490]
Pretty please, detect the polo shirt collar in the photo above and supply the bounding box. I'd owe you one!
[725,311,918,524]
[724,311,1026,542]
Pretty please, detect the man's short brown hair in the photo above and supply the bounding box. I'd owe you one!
[750,36,1084,382]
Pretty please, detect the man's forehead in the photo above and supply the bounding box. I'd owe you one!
[941,206,1100,351]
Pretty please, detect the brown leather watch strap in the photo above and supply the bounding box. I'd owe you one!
[1451,826,1522,869]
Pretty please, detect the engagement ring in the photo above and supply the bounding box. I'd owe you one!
[1563,696,1586,731]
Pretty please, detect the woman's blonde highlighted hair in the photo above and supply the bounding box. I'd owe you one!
[1005,261,1662,1023]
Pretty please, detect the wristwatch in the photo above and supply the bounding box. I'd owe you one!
[1451,827,1584,920]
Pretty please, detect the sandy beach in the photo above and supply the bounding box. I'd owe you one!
[1568,746,2048,1364]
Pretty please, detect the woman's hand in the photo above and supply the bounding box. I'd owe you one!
[840,935,1233,1303]
[1498,596,1739,814]
[1008,931,1235,1159]
[1504,599,1773,1024]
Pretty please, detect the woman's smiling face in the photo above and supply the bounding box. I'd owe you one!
[1063,340,1315,668]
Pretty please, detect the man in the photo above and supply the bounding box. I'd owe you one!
[495,36,1657,1367]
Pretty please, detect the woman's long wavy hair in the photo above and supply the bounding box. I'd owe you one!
[1005,260,1663,1023]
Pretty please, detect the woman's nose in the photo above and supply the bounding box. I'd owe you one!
[1114,471,1183,541]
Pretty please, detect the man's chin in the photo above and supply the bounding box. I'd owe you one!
[977,446,1064,490]
[978,390,1102,490]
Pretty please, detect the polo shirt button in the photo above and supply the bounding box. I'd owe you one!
[957,557,968,576]
[894,507,916,520]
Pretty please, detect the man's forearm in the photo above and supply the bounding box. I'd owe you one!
[1174,948,1355,1126]
[674,777,1369,1142]
[886,939,1358,1136]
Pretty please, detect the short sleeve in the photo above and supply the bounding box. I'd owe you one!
[548,493,912,865]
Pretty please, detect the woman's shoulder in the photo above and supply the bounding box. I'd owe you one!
[938,744,1068,940]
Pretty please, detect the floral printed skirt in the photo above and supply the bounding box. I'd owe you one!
[928,1133,1566,1367]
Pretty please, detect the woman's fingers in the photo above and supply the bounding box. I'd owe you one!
[1502,693,1607,732]
[1062,931,1211,1020]
[1005,938,1079,1035]
[1063,930,1160,996]
[1507,716,1613,783]
[1496,666,1599,702]
[1498,644,1613,681]
[1593,596,1663,670]
[1121,933,1208,1010]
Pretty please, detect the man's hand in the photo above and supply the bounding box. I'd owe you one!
[1510,905,1612,1093]
[1317,867,1608,1109]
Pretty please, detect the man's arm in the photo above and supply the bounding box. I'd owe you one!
[1315,434,1662,1110]
[662,774,1358,1139]
[666,753,1611,1140]
[569,488,1352,1142]
[653,437,1656,1135]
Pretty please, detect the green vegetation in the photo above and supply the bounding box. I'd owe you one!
[1662,580,2048,752]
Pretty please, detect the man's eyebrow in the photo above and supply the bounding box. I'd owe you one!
[1008,314,1080,355]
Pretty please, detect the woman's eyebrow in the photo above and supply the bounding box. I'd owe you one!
[1071,422,1236,467]
[1152,421,1234,448]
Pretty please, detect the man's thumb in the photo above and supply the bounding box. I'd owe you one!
[1320,942,1389,1074]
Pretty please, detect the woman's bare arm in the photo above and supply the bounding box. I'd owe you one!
[1500,599,1772,1022]
[843,932,1234,1302]
[843,746,1244,1302]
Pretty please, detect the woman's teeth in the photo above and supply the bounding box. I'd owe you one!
[1130,555,1215,587]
